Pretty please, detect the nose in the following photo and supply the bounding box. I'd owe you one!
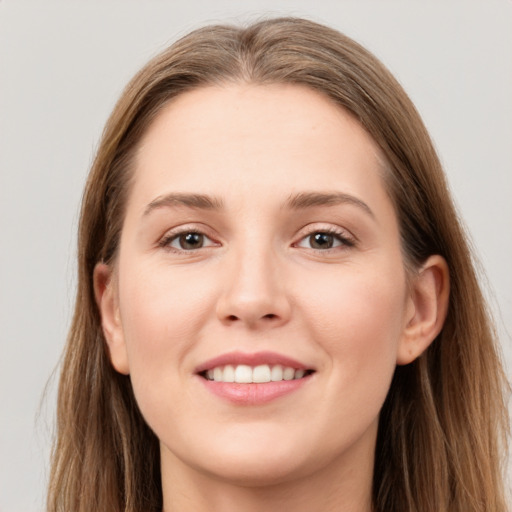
[216,246,292,329]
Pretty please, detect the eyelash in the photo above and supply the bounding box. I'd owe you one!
[294,228,355,251]
[158,226,356,253]
[158,229,218,253]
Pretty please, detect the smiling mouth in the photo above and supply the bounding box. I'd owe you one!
[200,364,315,383]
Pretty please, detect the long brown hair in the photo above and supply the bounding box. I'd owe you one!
[47,17,509,512]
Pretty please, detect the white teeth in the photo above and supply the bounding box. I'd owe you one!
[207,364,309,383]
[223,364,235,382]
[283,367,295,381]
[294,369,305,379]
[253,365,271,383]
[235,364,253,383]
[213,367,223,382]
[271,365,283,381]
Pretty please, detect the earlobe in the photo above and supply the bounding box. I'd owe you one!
[93,262,130,375]
[397,255,450,365]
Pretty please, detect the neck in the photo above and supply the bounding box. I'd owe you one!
[160,425,376,512]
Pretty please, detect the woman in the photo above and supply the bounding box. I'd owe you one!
[47,17,509,512]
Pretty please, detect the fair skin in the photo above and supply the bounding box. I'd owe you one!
[95,84,449,512]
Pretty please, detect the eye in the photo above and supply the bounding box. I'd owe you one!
[160,231,217,251]
[296,230,354,250]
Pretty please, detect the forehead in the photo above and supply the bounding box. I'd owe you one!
[131,83,390,210]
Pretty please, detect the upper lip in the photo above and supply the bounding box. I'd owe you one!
[194,351,313,374]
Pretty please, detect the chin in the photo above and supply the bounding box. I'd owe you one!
[163,425,320,487]
[197,451,312,488]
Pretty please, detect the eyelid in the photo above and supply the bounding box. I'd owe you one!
[156,222,356,253]
[293,224,356,250]
[158,224,221,252]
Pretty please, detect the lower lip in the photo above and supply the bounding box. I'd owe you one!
[199,376,311,405]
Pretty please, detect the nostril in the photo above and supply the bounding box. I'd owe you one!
[225,313,277,322]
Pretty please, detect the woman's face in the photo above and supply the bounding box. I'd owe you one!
[99,84,419,486]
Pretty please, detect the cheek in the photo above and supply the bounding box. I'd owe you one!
[307,258,405,342]
[116,261,215,397]
[297,261,406,406]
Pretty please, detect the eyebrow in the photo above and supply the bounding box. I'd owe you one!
[143,193,224,216]
[284,191,375,218]
[143,190,374,218]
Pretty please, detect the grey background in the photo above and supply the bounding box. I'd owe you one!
[1,1,511,510]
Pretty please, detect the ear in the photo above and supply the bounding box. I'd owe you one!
[93,262,130,375]
[397,255,450,365]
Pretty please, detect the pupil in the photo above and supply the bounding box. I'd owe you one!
[311,232,333,249]
[180,232,203,250]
